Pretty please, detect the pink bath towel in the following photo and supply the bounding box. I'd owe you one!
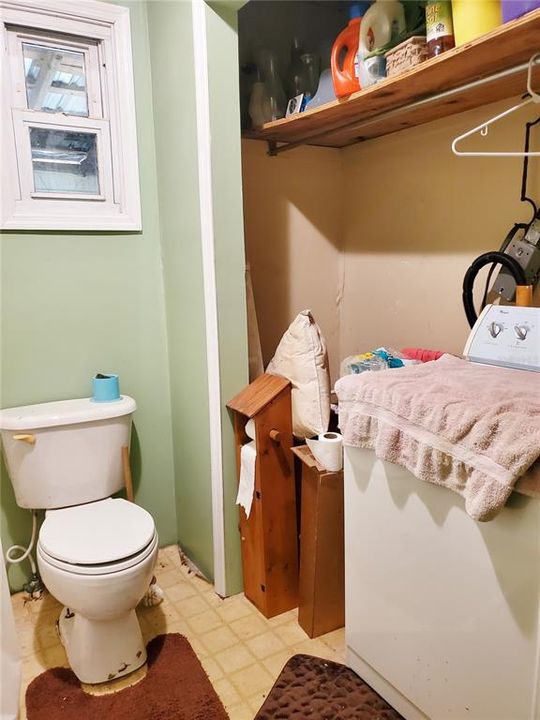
[336,354,540,521]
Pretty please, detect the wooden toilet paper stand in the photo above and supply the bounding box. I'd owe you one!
[228,373,298,618]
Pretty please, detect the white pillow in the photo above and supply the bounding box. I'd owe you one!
[266,310,330,439]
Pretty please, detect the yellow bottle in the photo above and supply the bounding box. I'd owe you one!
[451,0,502,45]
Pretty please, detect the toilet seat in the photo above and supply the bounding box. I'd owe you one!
[37,532,158,576]
[38,497,157,575]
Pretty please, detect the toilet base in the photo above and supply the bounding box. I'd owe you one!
[58,606,147,684]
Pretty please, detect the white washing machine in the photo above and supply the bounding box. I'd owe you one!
[344,305,540,720]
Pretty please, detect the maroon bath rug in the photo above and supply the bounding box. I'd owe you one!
[25,633,228,720]
[255,653,404,720]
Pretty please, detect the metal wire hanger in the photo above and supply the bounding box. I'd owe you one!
[452,53,540,157]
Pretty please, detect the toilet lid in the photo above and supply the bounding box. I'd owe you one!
[39,498,156,565]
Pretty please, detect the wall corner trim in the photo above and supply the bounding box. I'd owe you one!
[192,0,226,596]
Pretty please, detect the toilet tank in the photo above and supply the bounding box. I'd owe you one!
[0,396,136,509]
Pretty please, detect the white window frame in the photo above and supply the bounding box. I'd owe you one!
[7,28,103,117]
[0,0,141,231]
[13,112,112,203]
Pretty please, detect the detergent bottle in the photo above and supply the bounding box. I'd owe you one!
[358,0,406,87]
[331,2,370,97]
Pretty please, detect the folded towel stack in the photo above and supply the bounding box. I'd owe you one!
[336,354,540,521]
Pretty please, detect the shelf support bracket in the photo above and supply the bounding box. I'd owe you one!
[267,141,278,157]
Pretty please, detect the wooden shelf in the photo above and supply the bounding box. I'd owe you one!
[244,10,540,151]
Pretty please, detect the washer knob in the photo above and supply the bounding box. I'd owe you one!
[489,322,502,338]
[514,324,528,341]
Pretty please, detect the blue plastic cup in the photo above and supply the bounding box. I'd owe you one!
[92,373,120,402]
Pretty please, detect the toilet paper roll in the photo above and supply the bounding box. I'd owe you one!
[236,440,257,519]
[92,373,120,402]
[245,418,256,444]
[306,432,343,472]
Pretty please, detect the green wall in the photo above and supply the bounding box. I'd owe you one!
[1,0,248,596]
[0,0,177,591]
[205,2,248,595]
[147,1,248,592]
[146,0,215,580]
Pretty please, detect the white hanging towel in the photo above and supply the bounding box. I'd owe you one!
[236,440,257,519]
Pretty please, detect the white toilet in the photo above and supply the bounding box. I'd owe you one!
[0,396,158,684]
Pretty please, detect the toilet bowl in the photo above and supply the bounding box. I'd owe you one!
[37,498,158,684]
[0,395,159,684]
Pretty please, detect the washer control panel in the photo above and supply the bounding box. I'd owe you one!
[463,304,540,372]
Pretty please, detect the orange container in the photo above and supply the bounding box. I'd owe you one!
[331,4,369,97]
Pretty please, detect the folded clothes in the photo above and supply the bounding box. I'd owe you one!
[340,347,417,376]
[401,347,446,362]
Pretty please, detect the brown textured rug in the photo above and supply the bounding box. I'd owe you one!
[26,634,228,720]
[255,654,404,720]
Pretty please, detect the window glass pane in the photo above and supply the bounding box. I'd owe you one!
[30,128,99,195]
[23,43,88,117]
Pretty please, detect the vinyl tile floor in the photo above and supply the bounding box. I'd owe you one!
[11,545,346,719]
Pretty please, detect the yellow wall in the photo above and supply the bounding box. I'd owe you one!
[341,98,539,359]
[242,140,344,381]
[242,98,540,379]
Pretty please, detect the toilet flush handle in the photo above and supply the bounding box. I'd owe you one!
[13,434,35,445]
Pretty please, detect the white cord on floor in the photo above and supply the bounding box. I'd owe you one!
[5,509,38,576]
